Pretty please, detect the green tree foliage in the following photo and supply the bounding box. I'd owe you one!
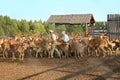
[0,15,48,36]
[9,19,19,36]
[18,19,30,35]
[55,25,66,34]
[95,21,107,26]
[0,16,5,35]
[32,22,47,35]
[0,16,20,36]
[43,21,49,34]
[28,20,34,35]
[3,16,11,36]
[66,24,85,34]
[49,24,55,31]
[0,27,4,36]
[0,16,5,27]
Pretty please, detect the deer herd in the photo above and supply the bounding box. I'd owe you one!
[0,33,120,63]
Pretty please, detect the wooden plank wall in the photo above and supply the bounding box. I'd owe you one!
[107,14,120,40]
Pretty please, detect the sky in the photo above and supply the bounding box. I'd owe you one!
[0,0,120,22]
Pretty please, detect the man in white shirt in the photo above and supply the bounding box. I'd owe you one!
[50,30,61,58]
[62,31,70,58]
[62,31,69,43]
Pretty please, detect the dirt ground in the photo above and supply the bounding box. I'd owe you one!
[0,56,120,80]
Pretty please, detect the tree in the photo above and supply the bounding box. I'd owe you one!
[32,22,47,35]
[55,25,66,34]
[0,27,4,36]
[95,21,107,26]
[48,24,55,32]
[8,19,19,36]
[0,15,5,36]
[43,21,49,34]
[18,19,30,35]
[66,24,85,34]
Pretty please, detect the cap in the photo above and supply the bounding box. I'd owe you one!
[50,30,53,33]
[62,31,65,34]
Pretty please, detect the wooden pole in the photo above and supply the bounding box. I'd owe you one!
[85,23,88,37]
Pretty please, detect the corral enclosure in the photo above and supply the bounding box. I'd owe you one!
[0,14,120,80]
[107,14,120,40]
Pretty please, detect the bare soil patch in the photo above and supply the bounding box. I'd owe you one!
[0,56,120,80]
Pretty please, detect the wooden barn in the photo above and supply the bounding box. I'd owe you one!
[47,14,95,35]
[107,14,120,40]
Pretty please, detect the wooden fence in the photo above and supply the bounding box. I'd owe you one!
[107,14,120,40]
[88,26,107,38]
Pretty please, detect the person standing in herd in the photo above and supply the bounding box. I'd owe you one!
[49,30,61,58]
